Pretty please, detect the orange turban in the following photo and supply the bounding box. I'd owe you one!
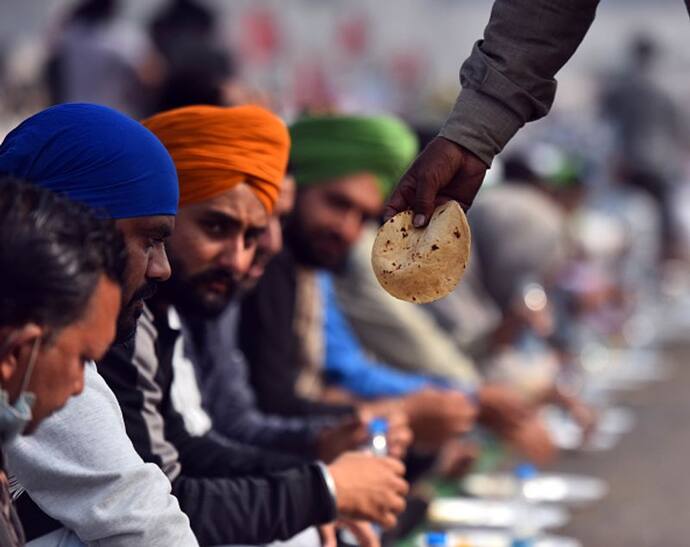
[142,105,290,213]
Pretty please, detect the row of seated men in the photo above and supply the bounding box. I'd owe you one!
[0,102,593,547]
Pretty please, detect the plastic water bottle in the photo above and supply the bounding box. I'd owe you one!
[367,418,389,536]
[339,418,389,545]
[511,463,539,547]
[424,531,448,547]
[368,417,389,456]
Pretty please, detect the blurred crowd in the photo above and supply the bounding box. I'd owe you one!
[1,1,690,547]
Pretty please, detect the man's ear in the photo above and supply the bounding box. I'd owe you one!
[0,324,43,385]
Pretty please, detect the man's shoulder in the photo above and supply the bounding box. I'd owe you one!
[246,249,297,306]
[6,363,130,464]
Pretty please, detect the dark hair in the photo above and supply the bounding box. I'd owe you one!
[68,0,117,24]
[154,50,235,112]
[0,176,127,331]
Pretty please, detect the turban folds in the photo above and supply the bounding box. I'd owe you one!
[143,105,290,213]
[289,114,418,197]
[0,103,178,219]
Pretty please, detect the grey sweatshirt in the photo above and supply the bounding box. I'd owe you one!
[6,362,199,546]
[441,0,600,165]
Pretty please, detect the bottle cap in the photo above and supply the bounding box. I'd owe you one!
[368,417,389,435]
[514,463,538,480]
[424,531,447,546]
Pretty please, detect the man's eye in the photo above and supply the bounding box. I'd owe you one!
[325,194,351,212]
[245,227,266,246]
[202,222,226,237]
[244,233,260,247]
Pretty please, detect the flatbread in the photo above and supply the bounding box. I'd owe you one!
[371,200,471,303]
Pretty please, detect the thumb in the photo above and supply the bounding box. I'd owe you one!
[412,170,440,228]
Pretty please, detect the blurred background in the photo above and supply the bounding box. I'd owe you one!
[3,1,690,546]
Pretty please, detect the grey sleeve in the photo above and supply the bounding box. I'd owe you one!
[6,363,199,547]
[203,354,330,457]
[440,0,600,165]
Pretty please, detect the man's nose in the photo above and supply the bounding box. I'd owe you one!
[147,244,172,282]
[217,236,255,279]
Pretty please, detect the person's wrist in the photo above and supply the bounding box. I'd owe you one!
[459,385,480,409]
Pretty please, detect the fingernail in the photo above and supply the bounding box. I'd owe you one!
[413,214,426,228]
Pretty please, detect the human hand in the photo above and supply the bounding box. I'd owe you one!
[338,519,381,547]
[402,388,478,451]
[383,137,487,226]
[563,395,598,441]
[317,411,413,462]
[434,439,479,479]
[358,407,414,459]
[319,519,381,547]
[507,415,558,466]
[316,417,368,464]
[319,523,338,547]
[328,452,409,528]
[478,384,533,434]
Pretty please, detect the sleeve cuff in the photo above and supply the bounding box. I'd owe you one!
[439,88,525,167]
[314,461,338,520]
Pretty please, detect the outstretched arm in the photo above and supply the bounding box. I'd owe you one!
[385,0,600,225]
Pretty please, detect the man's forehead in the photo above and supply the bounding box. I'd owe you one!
[115,216,175,238]
[276,176,296,216]
[317,173,383,213]
[190,185,268,228]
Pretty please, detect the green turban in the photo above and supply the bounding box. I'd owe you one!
[289,114,419,197]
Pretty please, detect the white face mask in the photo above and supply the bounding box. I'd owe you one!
[0,336,39,444]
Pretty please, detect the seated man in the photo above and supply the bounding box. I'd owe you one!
[0,178,125,546]
[98,105,409,545]
[456,184,595,432]
[333,216,557,464]
[0,103,199,546]
[240,114,477,452]
[171,172,411,462]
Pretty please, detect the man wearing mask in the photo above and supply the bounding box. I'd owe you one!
[0,178,125,546]
[0,104,199,546]
[97,105,409,546]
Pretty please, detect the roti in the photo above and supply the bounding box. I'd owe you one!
[371,200,471,303]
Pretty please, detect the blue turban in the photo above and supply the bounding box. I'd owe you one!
[0,103,178,219]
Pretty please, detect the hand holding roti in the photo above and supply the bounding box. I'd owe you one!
[382,137,487,226]
[371,200,471,303]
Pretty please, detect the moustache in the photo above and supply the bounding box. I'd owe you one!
[191,268,239,288]
[128,282,158,305]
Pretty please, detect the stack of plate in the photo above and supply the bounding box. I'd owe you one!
[461,472,608,508]
[415,529,581,547]
[427,498,569,530]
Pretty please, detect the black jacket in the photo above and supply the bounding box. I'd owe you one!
[98,305,336,546]
[240,249,355,419]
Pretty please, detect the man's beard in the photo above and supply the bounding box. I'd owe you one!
[165,262,238,320]
[115,281,159,343]
[285,219,349,273]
